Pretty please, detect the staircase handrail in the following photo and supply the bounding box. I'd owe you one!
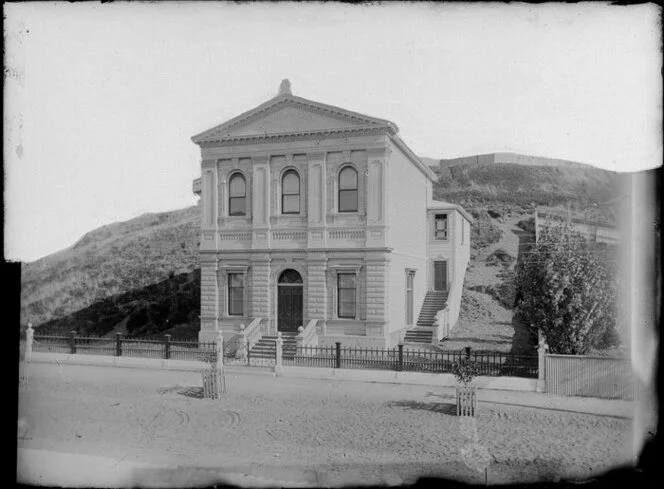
[296,319,318,347]
[432,287,453,343]
[242,317,264,351]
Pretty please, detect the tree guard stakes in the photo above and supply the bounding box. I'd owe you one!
[454,347,479,417]
[202,331,226,399]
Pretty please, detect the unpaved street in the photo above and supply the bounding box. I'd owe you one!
[18,363,633,486]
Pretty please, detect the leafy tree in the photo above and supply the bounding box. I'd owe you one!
[514,221,619,354]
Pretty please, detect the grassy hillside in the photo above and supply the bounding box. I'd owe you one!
[431,162,620,224]
[21,206,200,328]
[34,269,201,340]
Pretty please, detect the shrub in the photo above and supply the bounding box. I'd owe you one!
[452,355,479,385]
[514,221,619,354]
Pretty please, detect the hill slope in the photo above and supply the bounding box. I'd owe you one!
[21,206,200,327]
[431,162,619,223]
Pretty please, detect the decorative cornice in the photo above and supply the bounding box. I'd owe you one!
[197,126,392,148]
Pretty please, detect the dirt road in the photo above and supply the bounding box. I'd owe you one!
[18,363,633,487]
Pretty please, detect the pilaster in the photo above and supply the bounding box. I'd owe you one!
[307,151,327,248]
[364,252,390,327]
[252,155,271,249]
[306,253,327,331]
[250,254,272,331]
[200,254,219,334]
[366,147,389,248]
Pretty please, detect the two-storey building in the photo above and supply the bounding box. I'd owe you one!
[192,80,472,348]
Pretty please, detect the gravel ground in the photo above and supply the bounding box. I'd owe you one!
[18,363,634,487]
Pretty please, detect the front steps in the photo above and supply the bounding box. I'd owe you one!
[403,327,434,344]
[249,332,298,359]
[416,291,449,327]
[404,291,449,345]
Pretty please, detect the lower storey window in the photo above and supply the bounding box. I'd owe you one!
[228,273,244,316]
[337,273,356,319]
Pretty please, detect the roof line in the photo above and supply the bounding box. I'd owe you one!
[191,93,399,144]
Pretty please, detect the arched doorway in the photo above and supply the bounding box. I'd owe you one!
[277,269,303,333]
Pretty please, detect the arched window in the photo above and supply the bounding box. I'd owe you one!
[228,173,246,216]
[338,166,358,213]
[278,269,303,284]
[281,170,300,214]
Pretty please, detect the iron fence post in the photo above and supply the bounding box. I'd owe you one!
[26,323,34,362]
[70,331,77,355]
[335,342,341,369]
[247,340,251,366]
[164,334,171,360]
[397,344,403,372]
[116,333,122,357]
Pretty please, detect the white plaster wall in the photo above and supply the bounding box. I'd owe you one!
[385,142,429,340]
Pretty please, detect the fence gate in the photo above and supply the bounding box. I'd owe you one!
[545,354,634,400]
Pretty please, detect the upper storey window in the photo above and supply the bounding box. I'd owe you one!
[282,170,300,214]
[434,214,448,240]
[338,166,358,213]
[229,173,246,216]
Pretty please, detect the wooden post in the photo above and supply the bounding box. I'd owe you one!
[275,332,283,376]
[164,334,171,360]
[215,331,224,366]
[335,342,341,369]
[238,324,248,362]
[25,323,34,362]
[70,331,77,355]
[537,330,548,393]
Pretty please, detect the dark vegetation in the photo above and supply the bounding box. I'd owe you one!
[35,269,201,339]
[514,222,619,354]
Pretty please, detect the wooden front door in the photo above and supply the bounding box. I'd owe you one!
[434,261,448,291]
[277,269,303,332]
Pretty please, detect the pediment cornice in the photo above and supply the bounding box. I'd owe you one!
[192,94,398,145]
[196,125,392,148]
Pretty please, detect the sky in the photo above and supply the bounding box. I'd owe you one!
[4,2,661,262]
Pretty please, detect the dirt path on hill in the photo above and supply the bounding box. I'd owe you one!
[442,214,535,354]
[18,364,633,487]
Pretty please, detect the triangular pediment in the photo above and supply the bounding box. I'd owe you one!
[192,94,397,144]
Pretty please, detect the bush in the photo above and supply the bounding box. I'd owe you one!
[514,221,619,354]
[452,355,479,385]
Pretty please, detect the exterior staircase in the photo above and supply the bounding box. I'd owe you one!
[249,332,298,359]
[403,291,448,344]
